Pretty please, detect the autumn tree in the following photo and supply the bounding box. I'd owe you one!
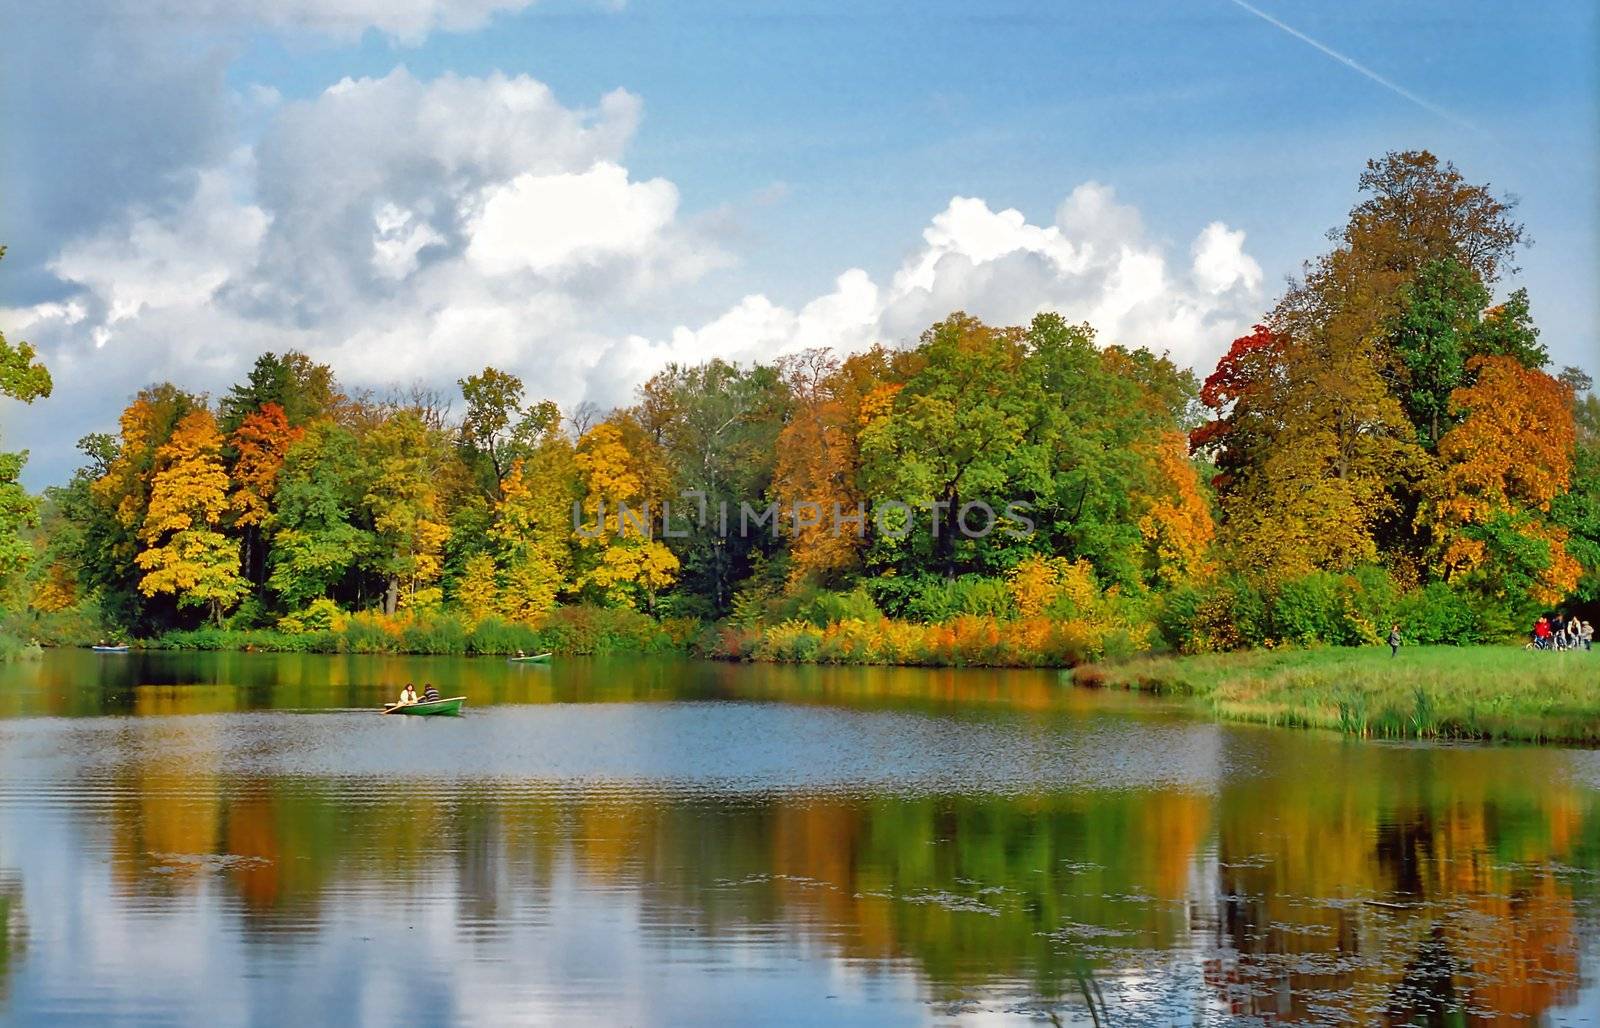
[1197,151,1527,583]
[572,417,678,610]
[458,366,535,494]
[1345,150,1525,286]
[362,410,452,614]
[490,462,567,621]
[454,552,500,624]
[229,403,304,587]
[1423,356,1579,621]
[488,406,578,621]
[1135,431,1215,588]
[87,385,206,628]
[773,347,909,586]
[135,409,245,625]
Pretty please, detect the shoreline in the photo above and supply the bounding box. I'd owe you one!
[25,631,1600,746]
[1074,645,1600,745]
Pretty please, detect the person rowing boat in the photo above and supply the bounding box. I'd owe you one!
[421,683,440,703]
[396,682,418,706]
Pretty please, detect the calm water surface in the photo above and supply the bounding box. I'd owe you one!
[1,650,1598,1025]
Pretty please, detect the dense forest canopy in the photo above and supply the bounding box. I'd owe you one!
[4,151,1596,655]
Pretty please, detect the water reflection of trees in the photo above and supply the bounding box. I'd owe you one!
[1,650,1138,720]
[1208,741,1597,1021]
[86,735,1600,1024]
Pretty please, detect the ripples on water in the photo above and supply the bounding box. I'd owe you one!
[0,650,1597,1025]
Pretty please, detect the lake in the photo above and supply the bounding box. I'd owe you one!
[1,649,1598,1025]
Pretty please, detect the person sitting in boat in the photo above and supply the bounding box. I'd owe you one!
[397,683,418,706]
[421,683,441,703]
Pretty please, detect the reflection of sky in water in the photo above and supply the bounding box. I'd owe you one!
[1,656,1599,1025]
[0,703,1230,794]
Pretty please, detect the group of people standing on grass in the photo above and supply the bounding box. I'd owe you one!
[1532,615,1594,651]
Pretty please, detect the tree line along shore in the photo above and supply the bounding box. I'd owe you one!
[0,149,1594,743]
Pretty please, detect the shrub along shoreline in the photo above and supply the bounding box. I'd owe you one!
[1074,645,1600,744]
[136,606,695,657]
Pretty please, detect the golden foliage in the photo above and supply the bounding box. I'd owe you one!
[1136,431,1215,586]
[134,409,244,620]
[573,418,678,605]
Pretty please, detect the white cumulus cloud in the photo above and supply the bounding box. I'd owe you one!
[467,163,679,276]
[1191,221,1264,296]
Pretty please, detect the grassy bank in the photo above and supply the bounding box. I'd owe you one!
[1076,645,1600,743]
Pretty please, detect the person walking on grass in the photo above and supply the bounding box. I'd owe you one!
[1388,623,1402,658]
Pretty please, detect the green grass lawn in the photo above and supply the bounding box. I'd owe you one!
[1075,645,1600,744]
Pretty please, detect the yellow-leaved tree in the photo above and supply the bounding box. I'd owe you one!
[454,552,500,625]
[572,418,678,610]
[362,410,451,614]
[492,441,576,622]
[135,409,245,625]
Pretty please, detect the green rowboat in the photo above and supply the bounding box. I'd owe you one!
[382,696,466,716]
[508,652,552,663]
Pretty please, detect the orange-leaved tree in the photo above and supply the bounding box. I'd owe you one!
[1424,355,1579,613]
[135,409,245,625]
[1136,431,1215,587]
[229,402,304,587]
[772,347,904,586]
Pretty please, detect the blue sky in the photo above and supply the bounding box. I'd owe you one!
[2,0,1595,485]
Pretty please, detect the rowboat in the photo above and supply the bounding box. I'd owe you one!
[508,652,552,663]
[382,696,466,716]
[91,644,130,653]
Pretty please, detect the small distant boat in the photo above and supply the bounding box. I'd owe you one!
[91,644,130,653]
[507,652,552,664]
[382,696,466,716]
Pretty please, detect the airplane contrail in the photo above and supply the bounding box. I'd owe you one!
[1226,0,1480,133]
